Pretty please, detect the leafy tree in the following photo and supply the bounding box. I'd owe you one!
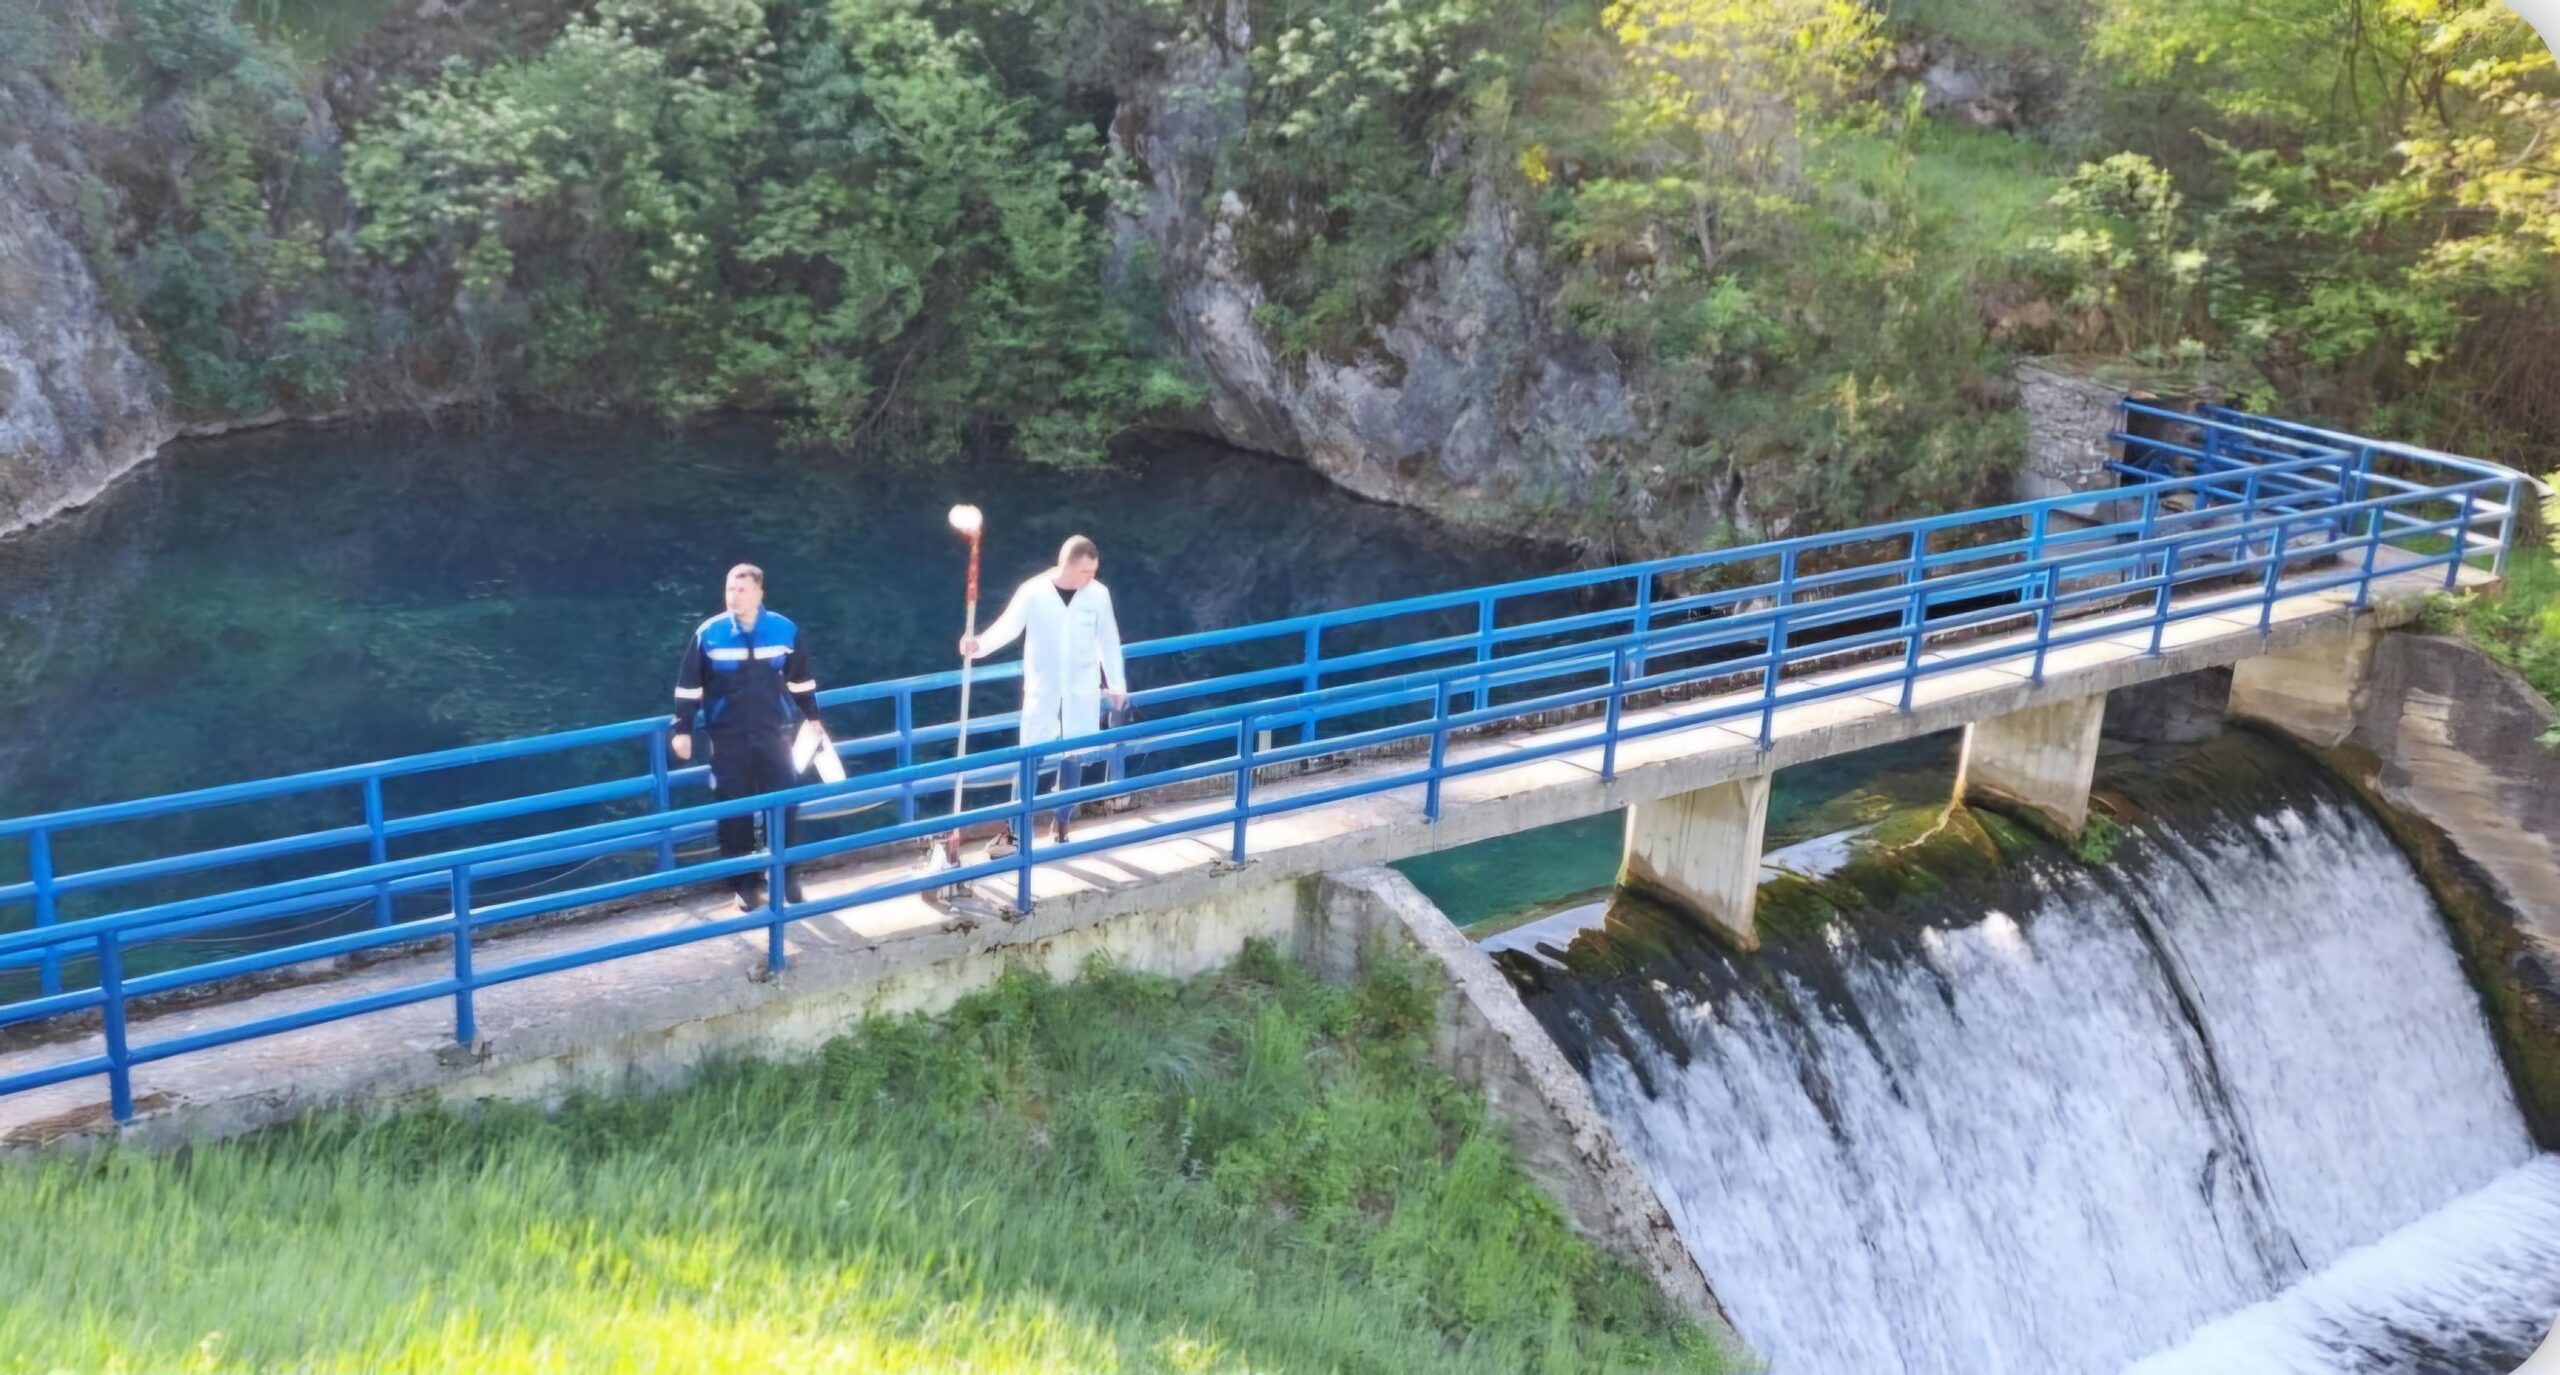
[2071,0,2560,443]
[343,0,1194,463]
[1598,0,1881,268]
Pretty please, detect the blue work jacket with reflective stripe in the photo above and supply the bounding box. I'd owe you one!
[671,610,819,739]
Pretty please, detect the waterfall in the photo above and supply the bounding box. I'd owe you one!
[1507,736,2557,1375]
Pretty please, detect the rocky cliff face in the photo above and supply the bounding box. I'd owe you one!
[1106,1,1643,548]
[0,65,172,538]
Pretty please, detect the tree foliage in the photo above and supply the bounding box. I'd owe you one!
[28,0,2560,513]
[342,0,1194,464]
[1599,0,1882,268]
[2055,0,2560,443]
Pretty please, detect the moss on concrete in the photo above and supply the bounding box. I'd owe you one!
[1750,801,2020,947]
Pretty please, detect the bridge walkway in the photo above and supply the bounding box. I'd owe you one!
[0,549,2486,1146]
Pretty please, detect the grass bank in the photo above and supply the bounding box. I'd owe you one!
[0,947,1729,1374]
[2428,531,2560,725]
[2459,541,2560,710]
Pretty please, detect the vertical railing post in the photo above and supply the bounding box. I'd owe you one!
[450,864,476,1046]
[1898,579,1924,713]
[2446,488,2478,589]
[1301,624,1323,746]
[2027,505,2055,684]
[2136,484,2163,613]
[1758,608,1788,750]
[765,802,790,974]
[1424,682,1451,821]
[2199,422,2223,489]
[1471,595,1495,714]
[1230,721,1255,864]
[1601,647,1625,782]
[363,775,392,927]
[29,827,60,998]
[2239,468,2263,563]
[2354,495,2386,610]
[97,932,131,1124]
[1631,573,1654,681]
[2261,517,2289,632]
[1897,528,1928,713]
[649,726,676,872]
[2340,444,2370,547]
[2031,569,2057,684]
[2494,479,2520,577]
[2150,545,2179,657]
[895,690,917,824]
[1904,529,1927,620]
[1016,754,1040,914]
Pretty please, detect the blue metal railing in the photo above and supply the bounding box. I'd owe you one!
[0,406,2532,1121]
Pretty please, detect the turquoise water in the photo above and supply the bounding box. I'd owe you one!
[0,414,1946,979]
[1395,732,1965,927]
[0,420,1549,958]
[0,420,1549,816]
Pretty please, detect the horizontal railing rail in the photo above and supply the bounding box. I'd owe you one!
[0,406,2531,1121]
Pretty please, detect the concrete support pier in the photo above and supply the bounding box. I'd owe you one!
[1619,775,1772,949]
[2227,623,2376,748]
[1961,693,2107,840]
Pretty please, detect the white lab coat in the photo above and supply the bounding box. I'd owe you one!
[976,574,1126,753]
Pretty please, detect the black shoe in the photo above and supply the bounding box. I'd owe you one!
[1049,814,1070,845]
[785,879,808,906]
[733,877,767,913]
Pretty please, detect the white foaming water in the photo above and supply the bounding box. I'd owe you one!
[2127,805,2534,1269]
[1567,793,2544,1375]
[2127,1156,2560,1375]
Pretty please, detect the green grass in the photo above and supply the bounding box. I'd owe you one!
[1815,120,2066,265]
[2436,539,2560,720]
[0,947,1729,1375]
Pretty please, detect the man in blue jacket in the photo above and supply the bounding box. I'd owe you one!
[670,563,821,912]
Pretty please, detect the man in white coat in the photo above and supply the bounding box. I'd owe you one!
[960,534,1129,853]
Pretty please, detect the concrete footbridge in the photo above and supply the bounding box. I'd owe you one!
[0,403,2535,1149]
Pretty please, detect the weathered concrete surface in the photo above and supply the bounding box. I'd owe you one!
[1619,775,1772,949]
[2104,665,2232,744]
[2228,621,2382,750]
[2235,626,2560,952]
[0,556,2484,1153]
[1961,692,2107,839]
[1309,868,1737,1341]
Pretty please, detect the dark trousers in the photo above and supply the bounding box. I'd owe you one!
[708,729,802,892]
[1031,758,1098,829]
